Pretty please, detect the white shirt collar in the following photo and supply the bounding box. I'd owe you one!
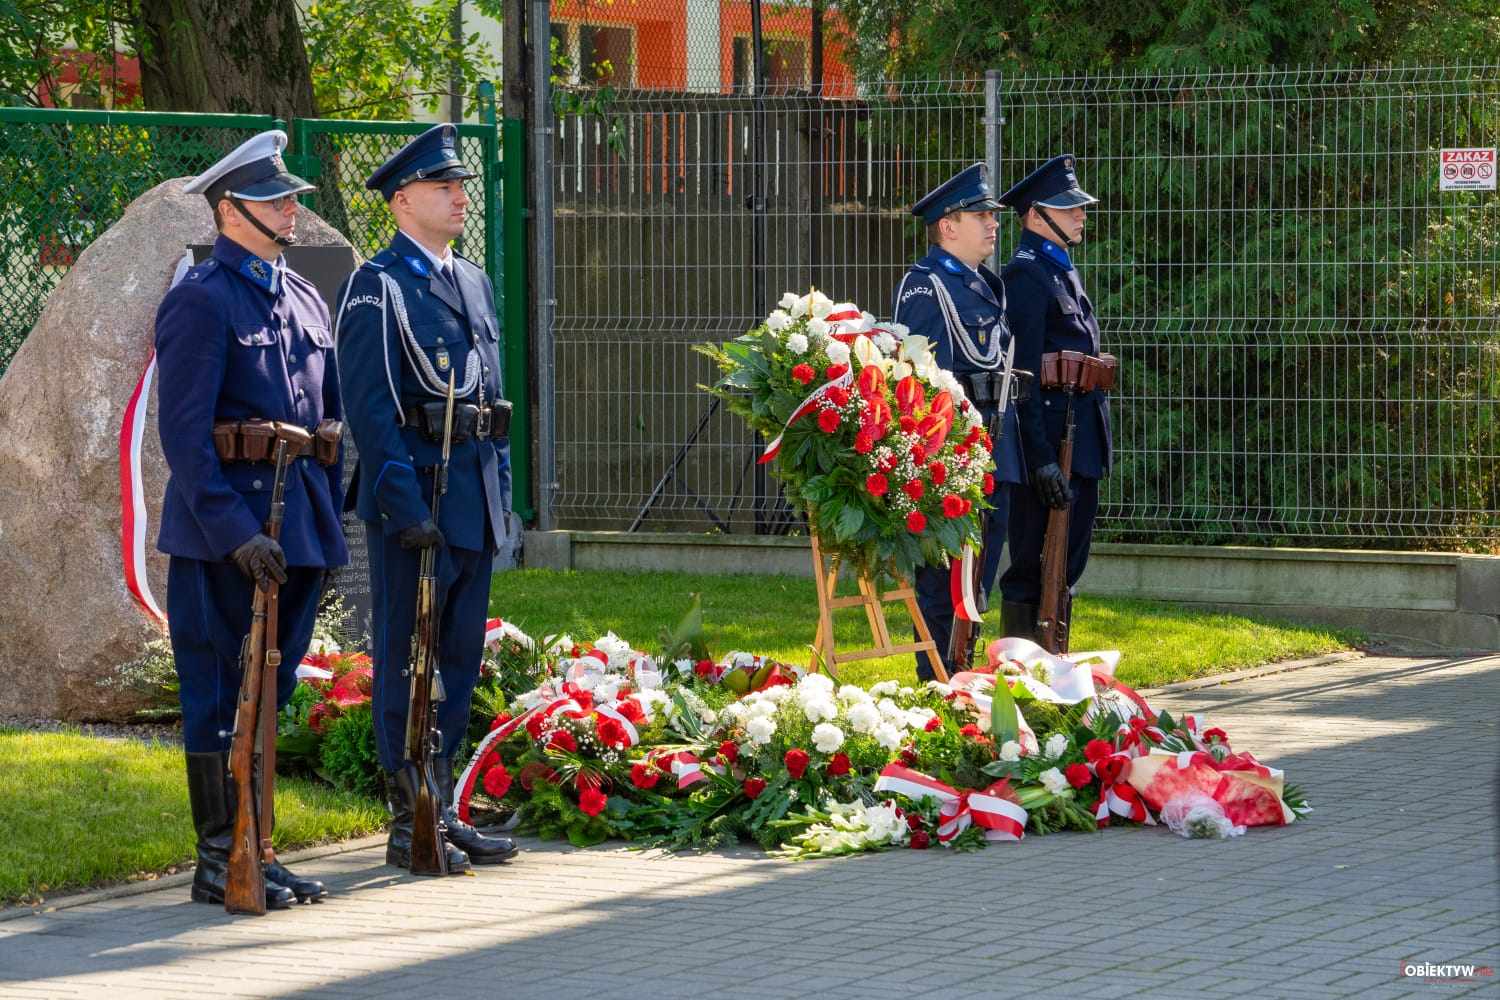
[399,229,454,273]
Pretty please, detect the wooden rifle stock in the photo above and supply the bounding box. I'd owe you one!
[1036,396,1076,655]
[225,422,310,915]
[403,372,457,876]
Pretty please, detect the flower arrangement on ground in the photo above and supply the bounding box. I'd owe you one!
[700,289,998,582]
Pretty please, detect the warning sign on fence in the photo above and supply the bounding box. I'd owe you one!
[1439,148,1496,191]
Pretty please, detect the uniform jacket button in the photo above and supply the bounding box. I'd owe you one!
[252,479,263,489]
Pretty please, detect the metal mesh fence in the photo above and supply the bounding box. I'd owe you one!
[0,108,275,375]
[548,61,1500,549]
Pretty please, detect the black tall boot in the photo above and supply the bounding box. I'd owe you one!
[252,754,328,902]
[385,765,471,874]
[435,761,519,864]
[1001,601,1039,643]
[184,752,294,909]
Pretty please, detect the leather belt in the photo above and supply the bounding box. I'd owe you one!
[404,400,513,443]
[961,369,1033,407]
[212,419,342,466]
[1039,351,1117,393]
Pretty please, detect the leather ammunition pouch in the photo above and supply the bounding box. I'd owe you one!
[961,369,1033,408]
[1040,351,1117,393]
[404,399,512,444]
[212,419,342,466]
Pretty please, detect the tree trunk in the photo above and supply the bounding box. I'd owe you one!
[137,0,317,119]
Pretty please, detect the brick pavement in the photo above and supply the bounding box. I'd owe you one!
[1,654,1496,1000]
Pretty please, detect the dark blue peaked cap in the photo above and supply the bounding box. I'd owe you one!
[366,123,477,200]
[910,163,1003,225]
[999,154,1098,216]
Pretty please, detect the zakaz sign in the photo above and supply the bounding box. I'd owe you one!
[1439,147,1497,191]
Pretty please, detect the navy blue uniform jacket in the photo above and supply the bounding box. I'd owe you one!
[334,231,511,553]
[892,246,1026,485]
[154,236,348,568]
[1002,231,1112,479]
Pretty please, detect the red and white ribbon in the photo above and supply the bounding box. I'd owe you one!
[949,543,981,623]
[653,750,706,789]
[594,703,640,748]
[453,695,581,822]
[757,367,853,464]
[873,763,1026,843]
[119,250,193,625]
[1093,754,1154,826]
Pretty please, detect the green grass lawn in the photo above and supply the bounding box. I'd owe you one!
[490,568,1360,690]
[0,730,388,908]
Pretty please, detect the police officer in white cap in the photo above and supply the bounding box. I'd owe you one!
[157,130,348,909]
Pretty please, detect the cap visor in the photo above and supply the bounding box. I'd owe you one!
[231,172,316,200]
[424,165,478,181]
[1034,188,1097,209]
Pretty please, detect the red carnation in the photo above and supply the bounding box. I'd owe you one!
[1099,756,1128,784]
[824,363,849,380]
[906,811,925,831]
[983,473,996,494]
[489,711,514,731]
[1203,727,1229,744]
[1083,738,1114,763]
[1065,763,1093,789]
[578,787,608,817]
[924,716,942,732]
[902,479,925,501]
[482,763,513,799]
[630,762,660,789]
[879,454,899,472]
[743,777,767,800]
[960,723,983,738]
[942,494,964,518]
[826,752,851,776]
[909,830,931,850]
[791,363,815,385]
[960,498,973,516]
[899,746,919,766]
[826,385,851,407]
[525,713,548,739]
[481,749,502,771]
[616,699,646,723]
[865,473,889,497]
[854,428,876,454]
[784,748,810,779]
[596,716,629,750]
[928,461,947,486]
[909,444,927,465]
[547,729,578,753]
[718,740,740,764]
[899,414,917,433]
[964,425,982,445]
[980,431,993,451]
[906,511,927,533]
[694,658,716,678]
[817,408,841,433]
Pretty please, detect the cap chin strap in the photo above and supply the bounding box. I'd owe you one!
[229,195,296,247]
[1034,205,1078,248]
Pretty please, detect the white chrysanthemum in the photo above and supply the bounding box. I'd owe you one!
[889,322,910,339]
[732,651,758,668]
[637,687,671,714]
[1040,767,1069,795]
[899,686,914,698]
[873,722,903,750]
[746,715,777,745]
[926,680,953,697]
[765,309,793,333]
[837,683,872,705]
[868,680,900,697]
[1044,733,1068,759]
[761,684,792,704]
[594,631,631,666]
[594,680,621,704]
[809,291,834,318]
[999,740,1022,762]
[785,332,809,354]
[847,701,881,735]
[824,339,850,366]
[802,697,838,724]
[906,706,937,729]
[779,291,799,310]
[812,722,846,753]
[859,311,877,331]
[872,331,897,355]
[635,667,663,690]
[790,296,809,318]
[876,698,904,724]
[748,697,778,718]
[807,316,830,338]
[800,674,835,698]
[719,701,746,723]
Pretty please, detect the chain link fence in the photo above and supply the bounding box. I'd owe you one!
[0,108,277,374]
[548,56,1499,549]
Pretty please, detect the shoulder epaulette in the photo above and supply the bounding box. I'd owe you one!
[362,249,399,272]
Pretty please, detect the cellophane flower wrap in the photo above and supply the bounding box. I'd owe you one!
[699,289,997,581]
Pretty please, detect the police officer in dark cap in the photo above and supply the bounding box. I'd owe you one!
[158,130,347,909]
[996,154,1113,640]
[335,123,518,872]
[892,163,1027,680]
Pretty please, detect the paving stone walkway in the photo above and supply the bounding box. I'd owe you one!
[2,653,1497,999]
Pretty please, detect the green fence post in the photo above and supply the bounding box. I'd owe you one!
[481,81,534,524]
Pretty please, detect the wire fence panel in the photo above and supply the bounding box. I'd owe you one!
[549,62,1499,548]
[0,108,277,375]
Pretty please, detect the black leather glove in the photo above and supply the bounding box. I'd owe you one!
[1032,462,1071,510]
[398,518,445,550]
[231,533,288,591]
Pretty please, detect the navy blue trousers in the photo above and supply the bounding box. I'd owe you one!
[913,484,1013,681]
[1000,474,1100,606]
[167,557,323,752]
[366,524,493,773]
